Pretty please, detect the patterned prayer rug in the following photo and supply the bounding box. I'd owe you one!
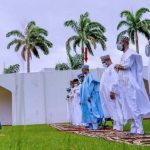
[50,123,150,146]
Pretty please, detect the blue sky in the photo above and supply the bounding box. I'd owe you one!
[0,0,150,72]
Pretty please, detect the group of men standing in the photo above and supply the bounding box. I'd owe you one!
[66,36,150,135]
[66,66,104,130]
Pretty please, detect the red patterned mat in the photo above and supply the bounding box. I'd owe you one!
[50,124,150,146]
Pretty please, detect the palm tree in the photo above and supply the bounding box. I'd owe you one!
[117,8,150,53]
[55,53,82,70]
[64,12,107,64]
[6,21,53,73]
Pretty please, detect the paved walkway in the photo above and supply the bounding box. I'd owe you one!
[50,124,150,146]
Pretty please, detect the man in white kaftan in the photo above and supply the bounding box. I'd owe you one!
[100,55,124,131]
[115,36,150,135]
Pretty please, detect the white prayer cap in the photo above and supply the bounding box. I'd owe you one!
[82,65,89,70]
[100,55,110,61]
[118,36,129,43]
[77,73,84,79]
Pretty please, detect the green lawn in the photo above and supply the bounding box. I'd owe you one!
[0,120,150,150]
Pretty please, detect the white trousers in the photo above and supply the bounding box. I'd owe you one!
[67,102,73,123]
[130,116,144,134]
[113,121,123,131]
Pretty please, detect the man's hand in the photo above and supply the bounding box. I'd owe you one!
[115,64,124,71]
[87,97,91,103]
[110,92,116,100]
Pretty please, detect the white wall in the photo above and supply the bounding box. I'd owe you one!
[0,68,148,125]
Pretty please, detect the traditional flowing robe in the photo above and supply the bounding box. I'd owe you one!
[80,73,104,124]
[72,85,82,126]
[117,49,150,120]
[66,89,74,123]
[100,64,125,125]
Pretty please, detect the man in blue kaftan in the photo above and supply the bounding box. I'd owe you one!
[80,65,104,130]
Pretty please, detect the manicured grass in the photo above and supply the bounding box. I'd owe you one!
[0,120,150,150]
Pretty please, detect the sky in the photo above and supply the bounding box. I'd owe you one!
[0,0,150,73]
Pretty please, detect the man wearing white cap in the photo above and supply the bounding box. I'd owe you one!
[80,65,104,130]
[115,36,150,135]
[100,55,124,131]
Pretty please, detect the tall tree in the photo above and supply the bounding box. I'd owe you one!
[6,21,53,72]
[64,12,107,64]
[117,8,150,53]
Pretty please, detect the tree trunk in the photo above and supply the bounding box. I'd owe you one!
[81,41,84,65]
[134,31,139,54]
[27,49,30,73]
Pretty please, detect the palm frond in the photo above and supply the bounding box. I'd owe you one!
[30,27,48,36]
[120,10,135,23]
[117,20,130,30]
[64,20,79,32]
[138,27,150,40]
[26,21,36,31]
[117,30,129,42]
[87,32,107,43]
[66,35,79,51]
[120,10,133,18]
[85,41,94,55]
[15,41,22,52]
[73,38,81,53]
[6,30,25,38]
[87,36,97,49]
[83,12,89,18]
[80,16,90,32]
[135,8,150,19]
[35,42,49,55]
[80,12,89,22]
[142,19,150,29]
[32,47,40,58]
[88,22,105,32]
[128,29,135,44]
[120,10,132,17]
[7,39,24,49]
[45,40,53,48]
[96,37,106,50]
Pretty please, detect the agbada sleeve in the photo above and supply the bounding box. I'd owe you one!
[109,70,120,94]
[121,55,134,70]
